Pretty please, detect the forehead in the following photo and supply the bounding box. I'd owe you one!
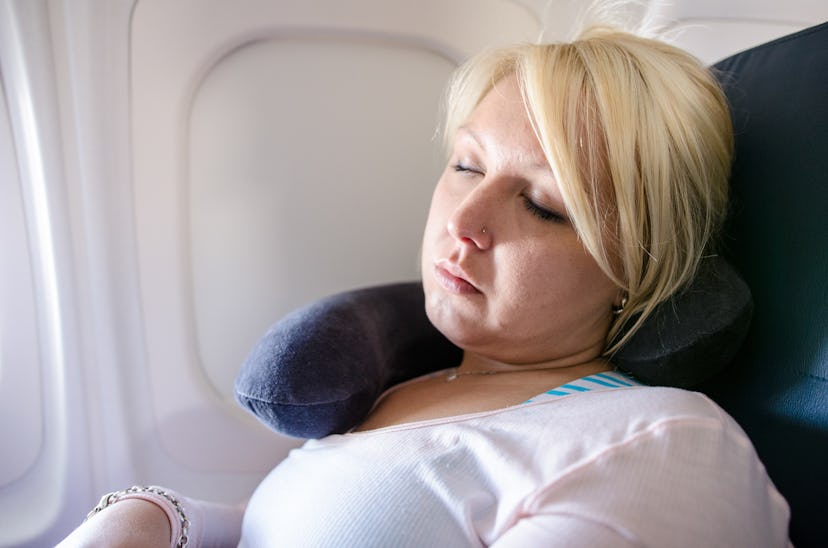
[457,76,550,170]
[465,76,535,135]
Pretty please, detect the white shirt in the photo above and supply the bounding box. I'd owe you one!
[239,377,790,547]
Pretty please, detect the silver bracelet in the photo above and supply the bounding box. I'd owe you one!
[85,485,190,547]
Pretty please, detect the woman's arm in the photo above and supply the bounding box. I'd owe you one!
[57,487,245,548]
[57,499,171,548]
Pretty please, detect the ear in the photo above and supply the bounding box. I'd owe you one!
[612,291,628,314]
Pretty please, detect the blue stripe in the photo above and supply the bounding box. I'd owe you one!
[596,372,634,386]
[525,371,643,406]
[560,383,590,392]
[582,377,620,388]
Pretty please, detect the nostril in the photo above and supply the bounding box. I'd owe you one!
[448,219,491,250]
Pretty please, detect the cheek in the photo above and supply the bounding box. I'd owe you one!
[506,242,617,311]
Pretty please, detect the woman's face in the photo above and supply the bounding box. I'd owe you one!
[421,76,621,367]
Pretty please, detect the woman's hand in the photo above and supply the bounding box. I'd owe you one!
[56,499,172,548]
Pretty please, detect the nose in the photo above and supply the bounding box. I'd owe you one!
[446,185,494,250]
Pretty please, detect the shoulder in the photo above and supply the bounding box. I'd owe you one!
[521,386,742,443]
[538,386,755,473]
[531,386,765,470]
[517,387,790,547]
[570,384,728,419]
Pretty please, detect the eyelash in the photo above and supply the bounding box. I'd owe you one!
[452,163,565,223]
[522,196,566,223]
[452,163,480,175]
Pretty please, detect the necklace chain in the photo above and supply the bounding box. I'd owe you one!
[444,365,565,382]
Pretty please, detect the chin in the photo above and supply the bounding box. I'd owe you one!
[424,296,482,350]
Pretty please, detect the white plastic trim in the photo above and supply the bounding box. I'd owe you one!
[0,0,86,544]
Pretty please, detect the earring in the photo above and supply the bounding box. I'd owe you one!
[612,295,628,316]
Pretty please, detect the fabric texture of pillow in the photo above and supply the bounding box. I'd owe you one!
[610,256,753,387]
[234,283,461,439]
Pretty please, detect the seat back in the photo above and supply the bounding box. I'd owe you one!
[703,22,828,546]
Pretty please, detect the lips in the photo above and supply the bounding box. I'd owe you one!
[434,259,481,295]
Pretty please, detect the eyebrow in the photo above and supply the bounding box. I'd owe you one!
[456,125,554,174]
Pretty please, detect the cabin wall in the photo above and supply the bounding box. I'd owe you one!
[0,1,825,545]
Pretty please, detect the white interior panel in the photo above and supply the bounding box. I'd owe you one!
[669,20,813,65]
[652,0,828,63]
[516,0,828,63]
[0,3,89,543]
[0,78,43,489]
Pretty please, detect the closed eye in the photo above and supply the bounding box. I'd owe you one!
[522,196,566,223]
[452,163,483,176]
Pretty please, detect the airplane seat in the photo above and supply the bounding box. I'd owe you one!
[701,21,828,547]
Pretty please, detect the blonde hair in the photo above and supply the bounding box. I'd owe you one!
[442,27,733,353]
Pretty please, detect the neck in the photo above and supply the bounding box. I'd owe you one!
[450,352,612,381]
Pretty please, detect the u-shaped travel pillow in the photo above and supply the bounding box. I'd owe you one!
[235,255,752,439]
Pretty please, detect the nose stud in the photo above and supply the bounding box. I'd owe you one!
[481,226,487,234]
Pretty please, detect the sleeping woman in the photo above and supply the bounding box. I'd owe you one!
[59,25,790,547]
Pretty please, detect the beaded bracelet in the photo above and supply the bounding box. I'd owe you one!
[85,485,190,547]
